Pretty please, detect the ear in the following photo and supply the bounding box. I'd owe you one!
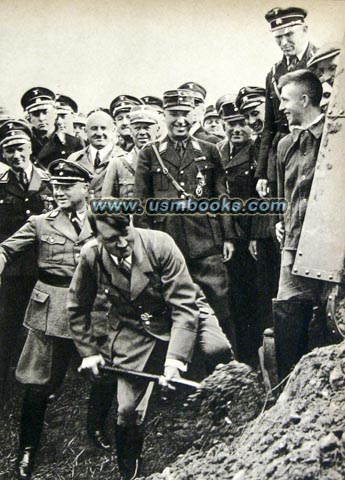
[301,93,310,108]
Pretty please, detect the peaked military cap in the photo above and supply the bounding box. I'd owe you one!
[129,106,159,125]
[49,159,93,185]
[236,86,266,112]
[141,96,163,108]
[215,94,236,116]
[109,95,143,119]
[204,105,220,121]
[163,89,195,111]
[221,102,245,122]
[73,114,86,126]
[21,87,55,113]
[0,119,32,148]
[0,107,11,127]
[178,82,207,104]
[56,94,78,114]
[307,43,341,69]
[265,7,307,34]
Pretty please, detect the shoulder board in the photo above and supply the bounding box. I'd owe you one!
[158,141,168,154]
[46,208,60,219]
[191,138,202,152]
[0,170,9,183]
[35,167,51,180]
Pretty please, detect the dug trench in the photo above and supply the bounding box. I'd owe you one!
[0,342,344,479]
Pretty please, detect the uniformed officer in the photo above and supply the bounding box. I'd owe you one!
[21,87,83,170]
[73,113,88,145]
[68,213,200,480]
[110,95,143,152]
[0,119,54,397]
[215,93,236,119]
[134,89,237,351]
[55,93,78,136]
[255,7,317,199]
[67,109,127,197]
[217,102,259,365]
[0,160,108,479]
[203,105,225,139]
[178,82,220,144]
[141,95,167,138]
[236,87,280,332]
[102,106,160,198]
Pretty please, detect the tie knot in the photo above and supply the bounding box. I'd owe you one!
[287,55,299,71]
[19,170,29,188]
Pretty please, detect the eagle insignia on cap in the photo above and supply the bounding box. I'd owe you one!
[273,8,279,16]
[8,123,13,129]
[33,90,39,96]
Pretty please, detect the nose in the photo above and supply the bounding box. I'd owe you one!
[13,149,22,159]
[116,236,128,249]
[38,111,46,120]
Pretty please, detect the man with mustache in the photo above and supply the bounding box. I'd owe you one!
[134,89,236,351]
[21,88,83,170]
[203,105,226,140]
[67,109,127,197]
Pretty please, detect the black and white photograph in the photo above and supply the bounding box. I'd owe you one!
[0,0,345,478]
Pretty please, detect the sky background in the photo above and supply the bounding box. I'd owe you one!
[0,0,345,117]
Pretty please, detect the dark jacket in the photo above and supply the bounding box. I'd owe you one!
[134,136,235,259]
[255,43,317,183]
[0,166,54,276]
[32,131,83,170]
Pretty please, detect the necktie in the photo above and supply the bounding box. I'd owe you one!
[176,142,185,159]
[118,258,131,279]
[70,211,82,236]
[19,170,29,189]
[94,151,101,169]
[287,56,299,72]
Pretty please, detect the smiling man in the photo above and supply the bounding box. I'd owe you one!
[68,110,127,197]
[102,106,160,198]
[134,89,236,350]
[110,95,143,153]
[273,70,329,381]
[0,159,97,479]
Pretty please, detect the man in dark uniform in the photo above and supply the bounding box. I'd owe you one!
[55,94,79,136]
[21,88,83,170]
[217,102,259,365]
[236,87,280,332]
[178,82,220,144]
[0,120,54,397]
[255,7,317,199]
[134,89,236,351]
[68,110,127,197]
[68,213,200,480]
[0,160,111,479]
[110,95,143,152]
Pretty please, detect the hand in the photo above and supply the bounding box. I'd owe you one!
[159,366,181,390]
[256,179,269,198]
[275,221,285,245]
[248,240,258,261]
[78,354,105,376]
[223,241,235,262]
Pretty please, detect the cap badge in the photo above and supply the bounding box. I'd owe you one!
[276,18,283,25]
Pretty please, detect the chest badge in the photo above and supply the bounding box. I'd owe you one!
[195,171,206,197]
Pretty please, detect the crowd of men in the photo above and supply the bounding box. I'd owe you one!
[0,5,343,480]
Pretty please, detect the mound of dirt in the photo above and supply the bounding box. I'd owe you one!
[142,342,345,480]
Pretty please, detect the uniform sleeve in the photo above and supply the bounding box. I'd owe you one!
[156,234,198,364]
[133,146,154,229]
[276,139,285,224]
[255,71,276,180]
[67,247,99,357]
[0,215,39,263]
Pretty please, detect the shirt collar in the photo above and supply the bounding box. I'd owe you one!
[190,122,201,136]
[13,163,33,182]
[291,113,325,142]
[89,143,113,162]
[168,136,189,149]
[68,206,87,222]
[110,254,132,266]
[286,41,309,64]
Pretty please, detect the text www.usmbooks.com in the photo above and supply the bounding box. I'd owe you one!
[90,196,287,215]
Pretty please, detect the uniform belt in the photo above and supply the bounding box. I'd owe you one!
[38,270,73,287]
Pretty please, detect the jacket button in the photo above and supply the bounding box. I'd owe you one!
[25,209,31,215]
[75,253,80,258]
[245,171,249,175]
[61,150,66,155]
[138,305,143,310]
[105,289,109,294]
[145,320,150,325]
[180,182,185,186]
[25,198,29,202]
[180,170,184,174]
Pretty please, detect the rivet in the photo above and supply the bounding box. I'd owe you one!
[293,268,298,273]
[329,296,332,301]
[305,270,309,275]
[298,251,303,256]
[328,313,332,318]
[316,272,321,277]
[329,275,333,280]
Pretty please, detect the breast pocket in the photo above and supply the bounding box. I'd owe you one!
[151,165,170,192]
[40,234,66,263]
[118,176,135,198]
